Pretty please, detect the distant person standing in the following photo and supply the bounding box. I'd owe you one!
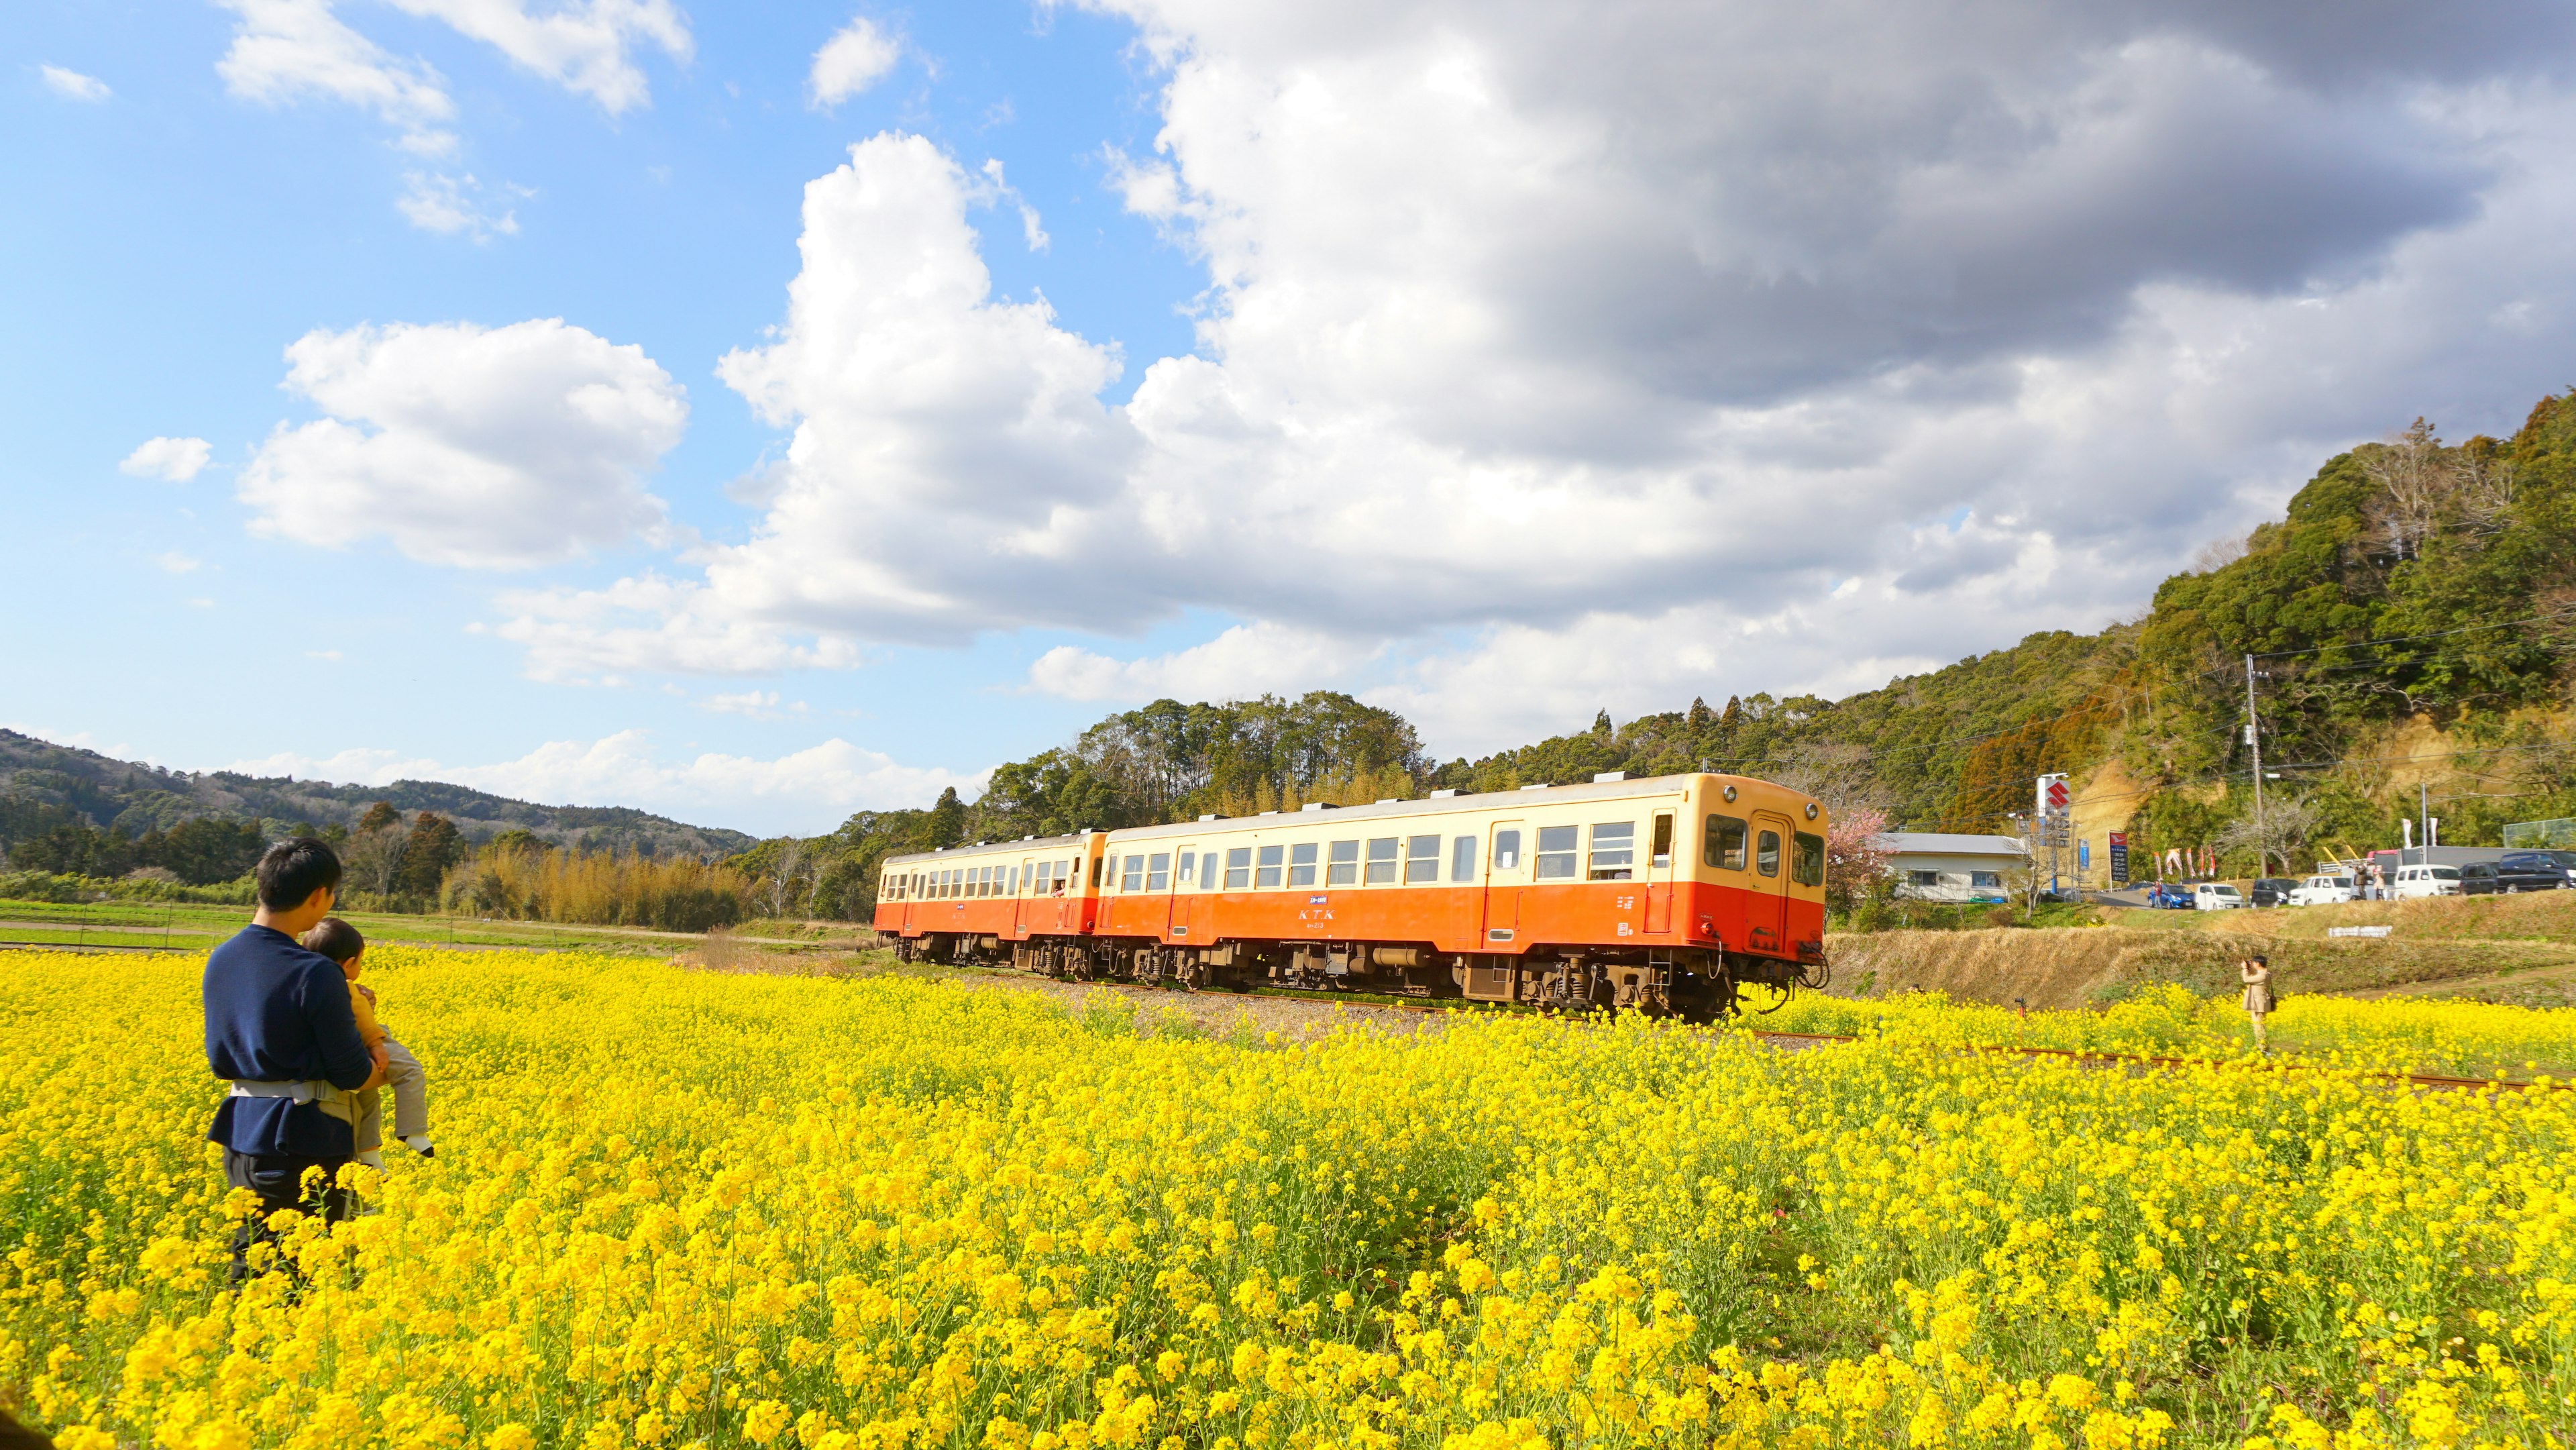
[203,838,386,1282]
[2239,954,2275,1053]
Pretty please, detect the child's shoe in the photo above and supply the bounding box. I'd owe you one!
[405,1135,435,1159]
[356,1149,387,1170]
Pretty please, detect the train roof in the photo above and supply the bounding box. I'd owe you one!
[879,829,1099,870]
[1104,771,1812,845]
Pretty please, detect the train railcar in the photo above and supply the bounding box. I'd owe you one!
[1077,772,1826,1018]
[871,829,1108,970]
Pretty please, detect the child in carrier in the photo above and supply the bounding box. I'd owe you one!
[299,919,434,1168]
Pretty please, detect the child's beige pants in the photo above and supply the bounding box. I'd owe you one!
[353,1039,428,1154]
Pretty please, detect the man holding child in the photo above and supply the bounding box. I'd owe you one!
[201,838,385,1281]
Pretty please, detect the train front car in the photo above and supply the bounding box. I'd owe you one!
[871,830,1108,970]
[1090,772,1829,1019]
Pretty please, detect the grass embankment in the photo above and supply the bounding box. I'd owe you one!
[1829,923,2576,1016]
[0,897,892,957]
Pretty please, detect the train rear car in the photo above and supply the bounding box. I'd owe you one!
[872,830,1108,968]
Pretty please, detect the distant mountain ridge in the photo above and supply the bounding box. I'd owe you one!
[0,729,756,860]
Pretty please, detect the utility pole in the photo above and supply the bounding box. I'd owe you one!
[2244,655,2265,876]
[2420,780,2430,866]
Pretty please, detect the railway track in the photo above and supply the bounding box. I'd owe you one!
[1081,976,2568,1094]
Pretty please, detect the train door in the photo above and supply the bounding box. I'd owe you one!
[1013,858,1034,937]
[1644,810,1676,934]
[1177,847,1212,943]
[1747,811,1791,956]
[1151,847,1183,938]
[1481,820,1526,947]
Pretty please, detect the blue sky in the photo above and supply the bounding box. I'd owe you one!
[8,1,2575,835]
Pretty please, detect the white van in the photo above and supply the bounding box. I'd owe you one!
[2192,882,2247,911]
[2286,874,2356,907]
[2390,864,2462,899]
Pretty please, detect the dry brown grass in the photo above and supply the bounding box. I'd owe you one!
[1823,925,2576,1011]
[2106,889,2576,943]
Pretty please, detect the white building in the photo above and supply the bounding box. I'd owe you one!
[1876,832,2027,903]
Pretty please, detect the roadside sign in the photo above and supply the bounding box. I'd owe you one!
[2036,772,2070,817]
[2078,839,2090,874]
[2108,831,2129,884]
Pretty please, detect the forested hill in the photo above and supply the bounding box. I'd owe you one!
[1427,391,2576,856]
[0,729,756,866]
[769,388,2576,916]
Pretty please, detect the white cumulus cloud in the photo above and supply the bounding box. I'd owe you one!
[237,318,686,570]
[482,1,2576,745]
[810,15,900,108]
[41,65,111,101]
[397,172,522,240]
[384,0,691,114]
[217,0,458,154]
[121,436,213,482]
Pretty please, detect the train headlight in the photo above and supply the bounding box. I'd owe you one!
[1722,785,1737,802]
[1804,802,1819,819]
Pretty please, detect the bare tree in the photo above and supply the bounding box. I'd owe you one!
[2190,532,2249,573]
[2215,796,2326,876]
[2458,451,2518,535]
[763,838,809,921]
[339,809,411,899]
[1770,741,1878,820]
[2362,418,2449,560]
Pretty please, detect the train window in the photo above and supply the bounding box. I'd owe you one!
[1256,844,1285,888]
[1756,829,1781,877]
[1450,835,1478,881]
[1147,852,1172,891]
[1365,837,1399,884]
[1705,815,1748,870]
[1405,835,1442,884]
[1121,856,1146,892]
[1091,857,1105,889]
[1589,823,1635,880]
[1008,866,1020,894]
[1327,839,1360,886]
[1535,825,1577,879]
[1201,851,1221,888]
[1651,815,1673,868]
[1289,842,1319,887]
[1792,832,1824,887]
[980,866,995,897]
[1177,851,1196,885]
[1493,829,1521,870]
[1224,847,1252,890]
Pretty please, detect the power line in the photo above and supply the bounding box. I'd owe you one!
[2249,604,2576,662]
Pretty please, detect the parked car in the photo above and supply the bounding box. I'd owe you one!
[2390,864,2463,899]
[2193,882,2248,911]
[2493,850,2576,891]
[2248,877,2302,907]
[2141,882,2194,909]
[2459,862,2501,894]
[2287,873,2357,907]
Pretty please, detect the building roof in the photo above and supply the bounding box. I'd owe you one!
[1875,831,2028,858]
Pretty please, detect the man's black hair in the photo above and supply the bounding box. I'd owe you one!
[300,917,366,964]
[2249,953,2269,968]
[256,837,343,911]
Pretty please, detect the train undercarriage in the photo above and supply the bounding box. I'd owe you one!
[885,932,1827,1021]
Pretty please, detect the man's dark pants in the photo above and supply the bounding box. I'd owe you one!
[224,1147,356,1285]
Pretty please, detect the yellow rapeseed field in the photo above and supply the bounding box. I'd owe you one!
[3,948,2571,1450]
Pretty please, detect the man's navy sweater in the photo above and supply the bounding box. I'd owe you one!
[203,925,373,1159]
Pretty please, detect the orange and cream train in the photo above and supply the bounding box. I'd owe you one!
[871,771,1829,1019]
